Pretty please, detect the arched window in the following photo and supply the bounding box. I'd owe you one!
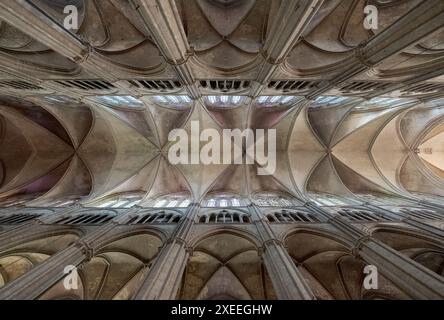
[337,209,390,222]
[167,200,178,208]
[205,96,246,108]
[253,192,296,207]
[204,193,244,208]
[97,199,117,208]
[0,193,44,207]
[47,198,79,207]
[255,198,269,206]
[412,192,444,205]
[151,193,192,208]
[268,198,280,206]
[257,96,300,107]
[281,199,292,206]
[180,199,191,207]
[153,199,167,208]
[93,95,144,109]
[399,208,442,220]
[93,193,143,208]
[358,193,411,206]
[309,193,351,206]
[0,213,42,225]
[128,210,182,224]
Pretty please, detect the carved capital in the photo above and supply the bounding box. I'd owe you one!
[76,240,95,262]
[263,238,284,248]
[72,45,93,64]
[260,49,285,65]
[354,41,373,68]
[352,235,372,256]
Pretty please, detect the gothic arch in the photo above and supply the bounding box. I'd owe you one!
[283,229,408,300]
[189,227,262,249]
[370,226,444,277]
[0,231,81,289]
[0,228,84,253]
[180,230,276,300]
[39,231,164,300]
[93,228,168,252]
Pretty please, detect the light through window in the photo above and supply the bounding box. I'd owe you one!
[207,199,216,207]
[43,95,79,104]
[256,96,300,106]
[153,95,191,104]
[430,98,444,107]
[205,96,246,107]
[154,199,168,207]
[180,199,191,207]
[94,95,144,108]
[312,96,355,108]
[355,97,414,110]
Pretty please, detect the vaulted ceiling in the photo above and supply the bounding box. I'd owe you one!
[0,0,443,207]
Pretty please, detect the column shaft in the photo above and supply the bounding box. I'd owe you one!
[249,205,315,300]
[0,244,86,300]
[306,202,444,299]
[0,211,132,300]
[133,204,199,300]
[133,0,200,98]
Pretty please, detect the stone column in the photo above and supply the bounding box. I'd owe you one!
[305,202,444,299]
[248,204,315,300]
[0,211,132,300]
[132,0,200,98]
[251,0,324,96]
[133,203,199,300]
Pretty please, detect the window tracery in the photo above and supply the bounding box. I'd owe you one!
[266,209,320,223]
[203,194,244,207]
[336,209,393,222]
[253,192,295,207]
[309,193,352,206]
[152,193,192,208]
[128,210,182,224]
[93,193,143,208]
[197,209,251,224]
